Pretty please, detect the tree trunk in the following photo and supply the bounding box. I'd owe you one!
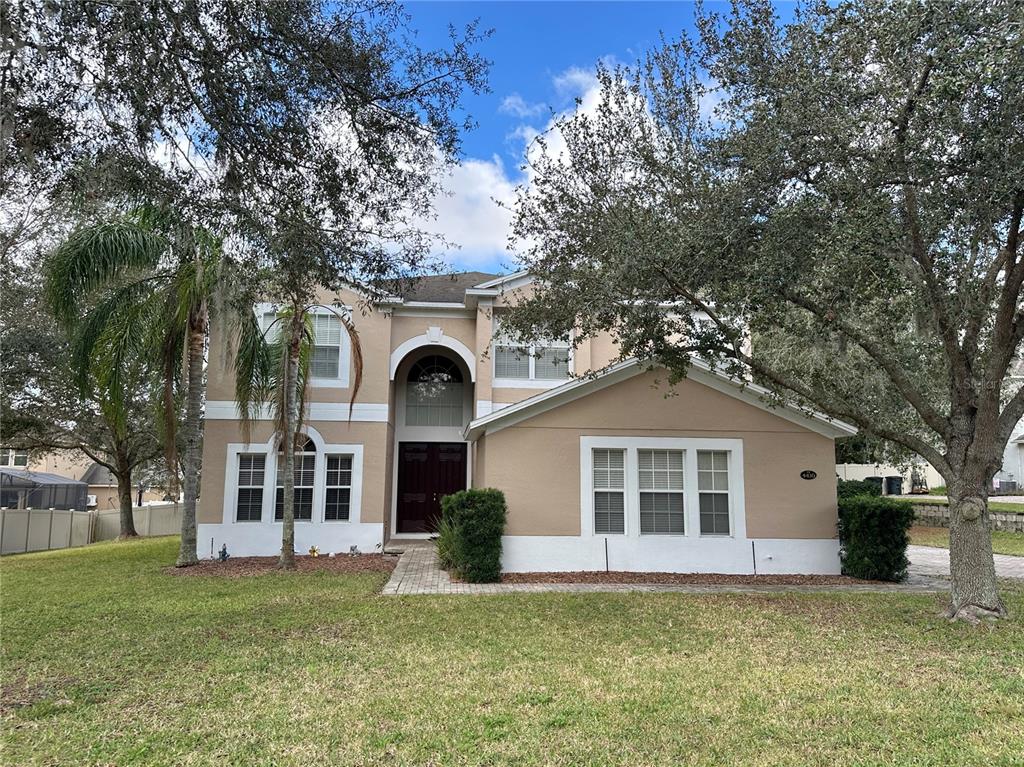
[175,302,207,567]
[279,308,303,570]
[945,481,1006,622]
[115,448,138,539]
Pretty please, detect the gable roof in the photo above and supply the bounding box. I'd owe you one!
[81,462,117,486]
[464,357,858,441]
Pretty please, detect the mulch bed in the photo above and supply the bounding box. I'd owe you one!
[165,554,397,578]
[499,571,876,586]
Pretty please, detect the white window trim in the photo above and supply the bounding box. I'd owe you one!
[579,436,745,540]
[491,315,574,387]
[255,302,352,389]
[222,427,363,527]
[0,448,29,467]
[323,454,354,522]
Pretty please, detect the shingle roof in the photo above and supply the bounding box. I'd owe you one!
[388,271,500,303]
[80,463,116,486]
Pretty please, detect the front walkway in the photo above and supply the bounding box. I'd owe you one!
[908,544,1024,580]
[382,541,948,596]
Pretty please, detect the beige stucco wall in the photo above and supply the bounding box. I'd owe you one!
[198,419,391,525]
[475,370,838,539]
[206,286,395,404]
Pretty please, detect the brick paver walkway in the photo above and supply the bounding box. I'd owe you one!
[381,541,949,596]
[908,545,1024,580]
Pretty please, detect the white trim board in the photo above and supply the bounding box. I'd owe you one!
[465,358,857,441]
[205,401,389,422]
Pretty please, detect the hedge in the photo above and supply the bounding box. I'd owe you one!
[438,488,508,583]
[837,494,914,581]
[837,478,883,499]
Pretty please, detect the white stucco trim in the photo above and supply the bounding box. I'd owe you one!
[492,377,568,390]
[197,522,383,559]
[203,426,377,558]
[389,328,477,382]
[579,436,746,541]
[205,401,388,422]
[499,535,841,574]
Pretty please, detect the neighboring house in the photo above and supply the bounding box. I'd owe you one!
[197,271,857,574]
[0,448,161,510]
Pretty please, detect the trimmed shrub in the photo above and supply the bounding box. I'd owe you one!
[837,495,915,581]
[439,488,507,583]
[837,477,883,499]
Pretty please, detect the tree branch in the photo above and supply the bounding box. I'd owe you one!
[783,290,949,437]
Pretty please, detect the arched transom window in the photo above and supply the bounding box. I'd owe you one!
[405,355,464,427]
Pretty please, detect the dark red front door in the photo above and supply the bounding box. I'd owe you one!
[396,442,467,533]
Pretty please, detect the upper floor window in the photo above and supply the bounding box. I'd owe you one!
[492,315,571,382]
[309,313,344,378]
[0,448,28,467]
[406,355,464,427]
[259,306,348,385]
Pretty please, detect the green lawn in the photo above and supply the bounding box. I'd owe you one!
[909,526,1024,557]
[2,538,1023,766]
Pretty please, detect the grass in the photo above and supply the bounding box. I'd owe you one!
[2,538,1023,766]
[909,526,1024,557]
[904,496,1024,514]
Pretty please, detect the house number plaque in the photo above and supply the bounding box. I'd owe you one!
[800,470,817,480]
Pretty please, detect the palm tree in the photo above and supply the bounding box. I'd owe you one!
[233,288,362,570]
[45,213,219,562]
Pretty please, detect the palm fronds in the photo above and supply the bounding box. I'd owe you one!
[45,220,167,329]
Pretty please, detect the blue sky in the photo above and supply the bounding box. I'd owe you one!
[402,1,718,274]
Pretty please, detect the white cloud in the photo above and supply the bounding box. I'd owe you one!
[422,155,518,270]
[425,64,610,271]
[552,66,599,99]
[499,93,545,119]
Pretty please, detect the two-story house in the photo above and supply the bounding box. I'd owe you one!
[197,271,857,574]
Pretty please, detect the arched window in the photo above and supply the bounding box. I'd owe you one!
[275,436,316,521]
[406,355,464,427]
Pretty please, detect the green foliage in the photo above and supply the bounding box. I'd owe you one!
[439,489,508,583]
[837,478,883,500]
[837,496,915,582]
[435,515,459,571]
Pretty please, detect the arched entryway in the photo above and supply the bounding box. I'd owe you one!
[391,347,473,535]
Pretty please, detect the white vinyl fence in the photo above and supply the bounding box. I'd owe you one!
[0,502,183,555]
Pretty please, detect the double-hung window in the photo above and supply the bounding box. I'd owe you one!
[585,440,738,538]
[0,448,28,467]
[638,449,685,534]
[697,450,731,535]
[275,438,316,521]
[592,448,625,534]
[259,307,347,382]
[324,455,353,521]
[493,316,571,382]
[236,454,265,522]
[310,312,344,379]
